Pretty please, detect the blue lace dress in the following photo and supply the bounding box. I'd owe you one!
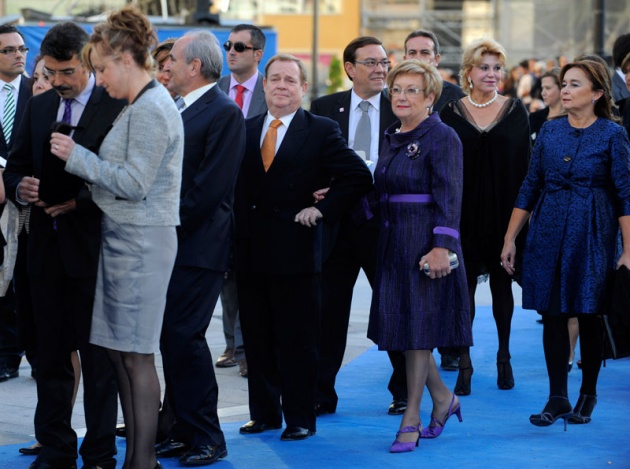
[515,117,630,314]
[367,113,473,351]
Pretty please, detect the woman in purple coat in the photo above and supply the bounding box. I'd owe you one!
[367,60,472,453]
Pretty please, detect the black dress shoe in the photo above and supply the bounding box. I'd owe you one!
[19,444,42,455]
[28,461,77,469]
[440,354,460,371]
[280,426,315,441]
[179,444,227,466]
[239,420,282,434]
[0,363,19,382]
[155,438,190,458]
[314,403,335,416]
[388,399,408,415]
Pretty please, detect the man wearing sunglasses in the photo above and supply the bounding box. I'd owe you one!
[3,22,125,469]
[215,24,267,381]
[0,24,32,385]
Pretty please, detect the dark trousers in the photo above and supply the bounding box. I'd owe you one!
[238,272,320,432]
[219,270,245,360]
[161,267,225,446]
[15,228,36,368]
[30,249,118,468]
[317,217,407,409]
[0,285,20,369]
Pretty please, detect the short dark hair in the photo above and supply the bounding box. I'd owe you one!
[231,24,266,51]
[612,33,630,68]
[0,24,24,40]
[40,22,89,61]
[404,30,439,56]
[343,36,383,65]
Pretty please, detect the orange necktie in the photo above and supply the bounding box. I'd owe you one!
[261,119,282,172]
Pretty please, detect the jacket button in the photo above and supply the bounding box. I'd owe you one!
[273,206,279,213]
[563,156,571,162]
[250,205,256,210]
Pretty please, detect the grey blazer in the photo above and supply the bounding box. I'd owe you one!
[66,83,184,226]
[217,71,267,118]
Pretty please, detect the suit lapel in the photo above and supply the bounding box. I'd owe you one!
[73,85,106,145]
[247,73,267,118]
[379,91,396,151]
[267,108,309,175]
[181,86,218,124]
[335,91,351,142]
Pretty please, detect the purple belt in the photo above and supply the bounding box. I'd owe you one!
[388,194,434,203]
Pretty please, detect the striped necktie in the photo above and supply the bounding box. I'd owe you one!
[2,83,15,144]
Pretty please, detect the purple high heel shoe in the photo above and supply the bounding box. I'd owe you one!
[420,394,462,439]
[389,425,420,453]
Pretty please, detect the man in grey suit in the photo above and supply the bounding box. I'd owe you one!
[215,24,267,378]
[155,30,245,466]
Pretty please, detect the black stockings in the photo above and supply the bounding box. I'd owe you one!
[108,349,160,469]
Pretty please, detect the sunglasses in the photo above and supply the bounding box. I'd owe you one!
[223,41,256,53]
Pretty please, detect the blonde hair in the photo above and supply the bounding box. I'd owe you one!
[460,38,507,95]
[386,59,443,105]
[82,5,157,72]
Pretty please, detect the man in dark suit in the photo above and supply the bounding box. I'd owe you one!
[215,24,268,378]
[3,22,124,469]
[154,31,245,466]
[310,36,409,417]
[403,29,465,113]
[235,54,372,441]
[0,24,31,382]
[403,29,466,371]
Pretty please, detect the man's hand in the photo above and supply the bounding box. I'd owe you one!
[17,176,40,203]
[312,187,329,203]
[44,199,77,218]
[294,206,323,227]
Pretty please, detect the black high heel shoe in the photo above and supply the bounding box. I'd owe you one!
[454,365,473,396]
[497,358,514,390]
[568,394,597,424]
[529,396,573,431]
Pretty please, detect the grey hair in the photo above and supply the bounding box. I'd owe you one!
[181,30,223,81]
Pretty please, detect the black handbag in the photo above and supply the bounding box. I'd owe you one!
[601,265,630,360]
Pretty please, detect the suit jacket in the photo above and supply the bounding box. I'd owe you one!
[3,86,126,277]
[234,108,373,274]
[217,72,267,118]
[435,80,465,113]
[613,71,630,103]
[0,76,31,158]
[176,85,246,271]
[309,88,396,152]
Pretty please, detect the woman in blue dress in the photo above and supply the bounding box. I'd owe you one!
[367,60,472,453]
[501,60,630,428]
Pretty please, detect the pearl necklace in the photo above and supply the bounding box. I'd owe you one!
[468,90,498,108]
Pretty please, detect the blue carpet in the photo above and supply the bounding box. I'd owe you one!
[2,306,629,468]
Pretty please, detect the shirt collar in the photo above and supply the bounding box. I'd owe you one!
[72,74,96,107]
[0,74,22,90]
[230,72,259,93]
[350,89,381,112]
[182,82,216,108]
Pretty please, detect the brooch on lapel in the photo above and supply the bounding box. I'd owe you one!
[406,141,420,159]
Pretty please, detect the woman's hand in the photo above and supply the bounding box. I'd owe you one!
[617,251,630,270]
[419,247,450,279]
[50,132,75,162]
[500,241,517,276]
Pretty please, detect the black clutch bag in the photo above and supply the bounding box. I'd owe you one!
[601,265,630,360]
[38,122,86,206]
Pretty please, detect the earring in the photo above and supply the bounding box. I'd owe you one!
[468,77,473,89]
[591,98,596,104]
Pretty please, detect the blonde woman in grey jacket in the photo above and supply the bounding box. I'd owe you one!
[50,7,183,469]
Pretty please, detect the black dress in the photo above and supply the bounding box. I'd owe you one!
[440,98,531,280]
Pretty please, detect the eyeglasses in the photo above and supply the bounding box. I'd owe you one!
[43,63,82,78]
[223,41,256,53]
[389,87,424,97]
[354,59,391,69]
[0,46,29,56]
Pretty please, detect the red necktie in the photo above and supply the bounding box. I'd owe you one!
[235,85,246,109]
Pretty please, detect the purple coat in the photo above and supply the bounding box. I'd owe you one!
[367,113,473,351]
